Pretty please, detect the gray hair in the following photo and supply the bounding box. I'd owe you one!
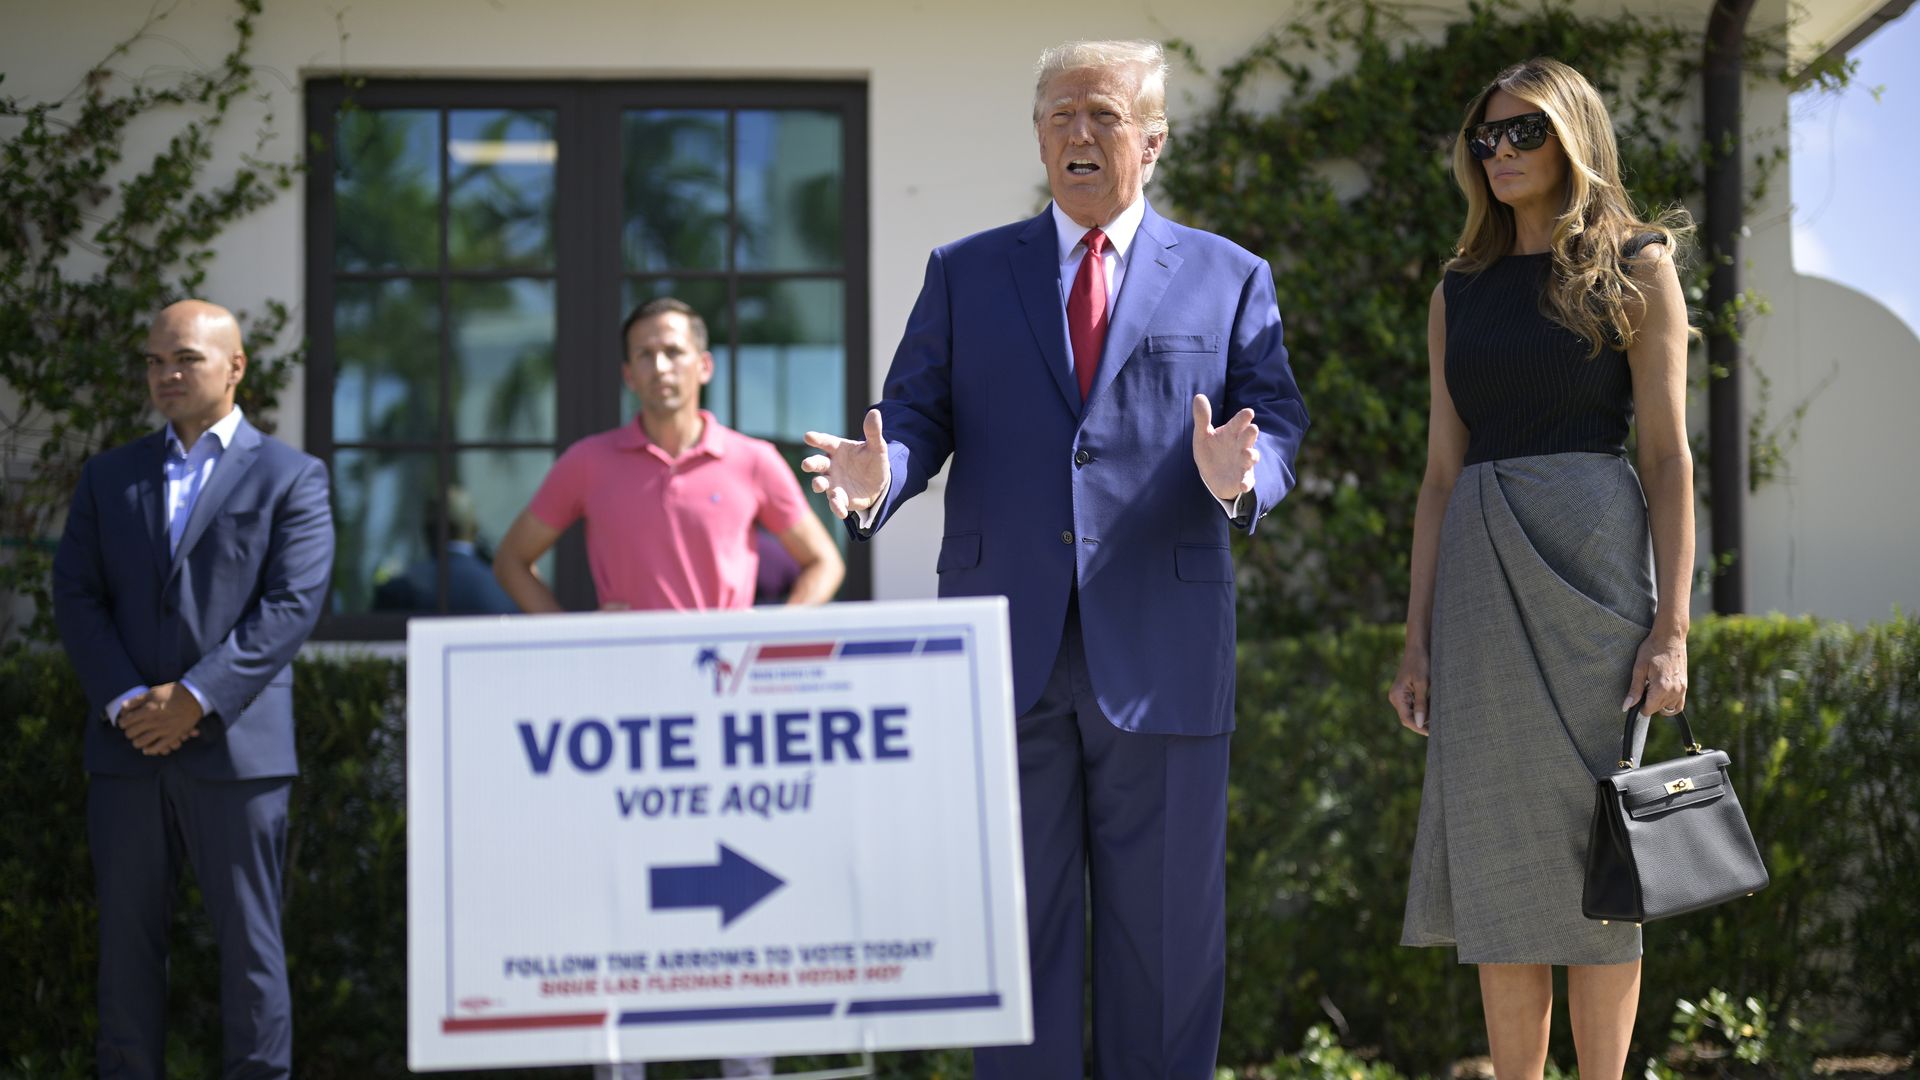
[1032,39,1171,181]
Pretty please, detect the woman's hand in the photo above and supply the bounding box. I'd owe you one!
[1390,648,1432,736]
[1623,628,1689,718]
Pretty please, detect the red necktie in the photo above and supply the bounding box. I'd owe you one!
[1067,228,1109,402]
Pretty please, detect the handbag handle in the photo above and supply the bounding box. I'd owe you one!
[1617,702,1705,770]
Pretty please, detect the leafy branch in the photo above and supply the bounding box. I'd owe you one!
[1158,0,1846,633]
[0,0,304,644]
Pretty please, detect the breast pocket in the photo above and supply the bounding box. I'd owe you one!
[216,508,265,562]
[1146,333,1221,357]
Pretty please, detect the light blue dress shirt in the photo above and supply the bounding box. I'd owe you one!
[106,407,245,724]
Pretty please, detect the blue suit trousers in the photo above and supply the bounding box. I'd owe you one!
[89,770,293,1079]
[975,609,1231,1080]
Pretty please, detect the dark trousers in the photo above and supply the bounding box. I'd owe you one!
[89,769,293,1080]
[974,613,1232,1080]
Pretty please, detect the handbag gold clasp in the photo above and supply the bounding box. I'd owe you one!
[1664,777,1696,795]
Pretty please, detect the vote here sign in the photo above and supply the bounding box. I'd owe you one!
[406,598,1031,1071]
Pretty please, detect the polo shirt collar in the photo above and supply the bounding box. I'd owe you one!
[616,410,727,460]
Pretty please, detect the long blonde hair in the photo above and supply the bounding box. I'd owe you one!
[1448,58,1692,357]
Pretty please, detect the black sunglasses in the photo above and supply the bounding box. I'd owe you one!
[1465,111,1553,159]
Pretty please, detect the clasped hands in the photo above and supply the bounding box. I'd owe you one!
[119,683,202,757]
[800,395,1259,516]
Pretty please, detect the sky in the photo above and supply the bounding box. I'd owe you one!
[1791,5,1920,336]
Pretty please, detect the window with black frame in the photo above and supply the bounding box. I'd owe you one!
[305,81,869,638]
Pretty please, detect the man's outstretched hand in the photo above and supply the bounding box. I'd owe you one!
[1191,394,1259,503]
[802,409,890,519]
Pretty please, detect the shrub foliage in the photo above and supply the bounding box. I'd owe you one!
[0,0,302,644]
[1222,615,1918,1071]
[2,615,1913,1076]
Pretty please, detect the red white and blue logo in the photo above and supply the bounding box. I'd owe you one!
[694,635,966,696]
[695,646,738,694]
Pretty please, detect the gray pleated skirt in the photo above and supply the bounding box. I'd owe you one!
[1401,452,1654,965]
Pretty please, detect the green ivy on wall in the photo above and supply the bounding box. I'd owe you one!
[0,0,303,644]
[1157,0,1844,636]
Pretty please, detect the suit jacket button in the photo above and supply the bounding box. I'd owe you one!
[1059,530,1074,545]
[1074,450,1091,466]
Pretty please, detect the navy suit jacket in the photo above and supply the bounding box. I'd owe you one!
[52,417,334,779]
[373,547,518,615]
[866,201,1308,735]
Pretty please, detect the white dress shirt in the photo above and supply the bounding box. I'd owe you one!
[1051,194,1146,330]
[106,407,243,724]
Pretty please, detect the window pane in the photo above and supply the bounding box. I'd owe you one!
[735,110,842,271]
[448,110,557,270]
[735,279,844,444]
[621,110,728,272]
[334,109,439,272]
[453,450,555,612]
[334,450,437,615]
[334,279,440,443]
[451,279,555,442]
[620,278,731,428]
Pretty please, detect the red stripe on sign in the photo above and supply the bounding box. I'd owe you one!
[443,1012,605,1033]
[756,642,835,660]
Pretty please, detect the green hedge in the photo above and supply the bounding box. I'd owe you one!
[1222,615,1918,1071]
[3,615,1914,1077]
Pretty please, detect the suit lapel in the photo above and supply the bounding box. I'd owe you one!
[168,418,262,582]
[1089,202,1183,410]
[1010,210,1080,415]
[136,433,171,582]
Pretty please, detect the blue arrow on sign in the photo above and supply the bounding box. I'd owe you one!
[649,844,786,928]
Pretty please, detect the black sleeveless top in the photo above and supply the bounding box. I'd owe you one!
[1443,235,1660,466]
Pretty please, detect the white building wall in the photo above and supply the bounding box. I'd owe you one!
[1744,273,1920,621]
[4,0,1911,621]
[1742,8,1920,621]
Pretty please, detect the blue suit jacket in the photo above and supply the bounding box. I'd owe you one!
[373,547,519,615]
[866,202,1308,735]
[52,417,334,779]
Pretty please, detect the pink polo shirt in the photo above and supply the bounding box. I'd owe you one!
[528,412,810,611]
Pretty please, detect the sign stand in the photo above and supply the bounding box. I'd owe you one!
[601,1052,873,1079]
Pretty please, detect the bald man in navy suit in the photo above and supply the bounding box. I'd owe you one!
[53,300,333,1079]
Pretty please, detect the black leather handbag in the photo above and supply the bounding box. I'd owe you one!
[1582,708,1769,924]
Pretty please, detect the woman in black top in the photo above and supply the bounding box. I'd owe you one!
[1390,58,1695,1080]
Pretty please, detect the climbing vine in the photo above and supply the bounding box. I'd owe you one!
[0,0,303,644]
[1158,0,1847,633]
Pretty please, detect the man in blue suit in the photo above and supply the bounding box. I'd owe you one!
[804,39,1308,1079]
[53,299,334,1079]
[373,486,518,614]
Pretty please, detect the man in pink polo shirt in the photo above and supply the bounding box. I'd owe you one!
[494,297,840,1080]
[494,297,843,614]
